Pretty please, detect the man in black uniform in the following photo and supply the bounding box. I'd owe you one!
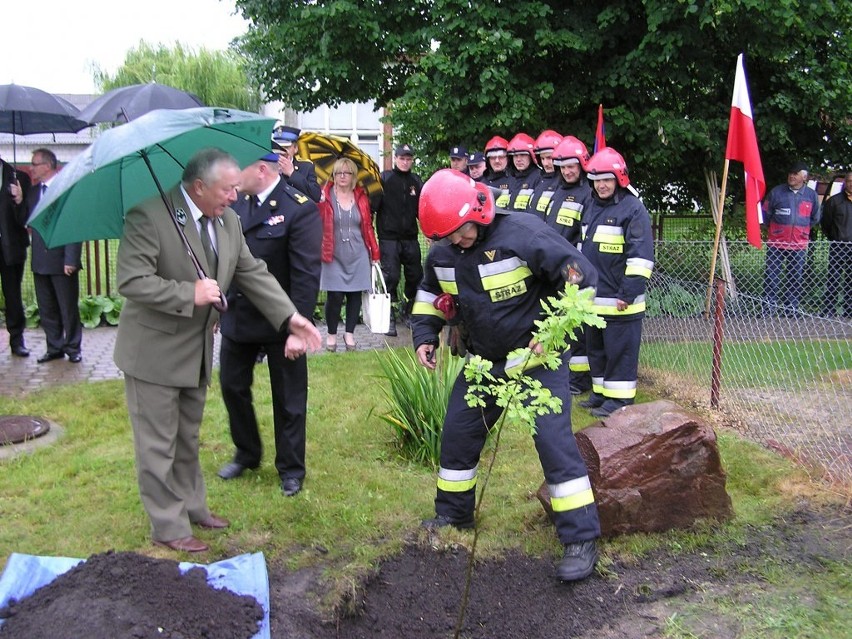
[467,152,487,182]
[524,130,563,216]
[217,152,322,497]
[482,136,512,207]
[820,171,852,317]
[376,143,423,336]
[580,148,654,418]
[449,145,468,174]
[411,169,601,582]
[506,132,541,212]
[547,136,595,395]
[1,155,32,357]
[272,126,322,203]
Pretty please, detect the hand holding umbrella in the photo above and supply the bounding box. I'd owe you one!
[28,107,281,312]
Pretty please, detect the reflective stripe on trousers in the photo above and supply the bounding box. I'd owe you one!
[435,353,600,542]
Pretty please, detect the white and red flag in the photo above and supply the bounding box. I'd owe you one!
[725,54,766,248]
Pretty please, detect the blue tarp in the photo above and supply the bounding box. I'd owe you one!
[0,551,270,638]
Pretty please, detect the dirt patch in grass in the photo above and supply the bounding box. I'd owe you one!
[268,501,850,639]
[1,503,846,638]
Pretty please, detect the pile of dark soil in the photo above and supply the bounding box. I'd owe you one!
[0,551,263,639]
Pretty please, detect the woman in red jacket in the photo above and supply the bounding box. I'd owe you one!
[318,157,380,351]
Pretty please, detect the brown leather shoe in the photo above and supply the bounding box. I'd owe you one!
[194,513,230,529]
[153,536,209,552]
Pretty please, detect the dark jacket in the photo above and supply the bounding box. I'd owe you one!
[581,188,654,320]
[525,171,562,218]
[506,164,542,211]
[0,160,31,266]
[483,170,513,208]
[26,180,82,274]
[411,211,597,362]
[376,167,422,240]
[545,179,593,247]
[284,159,322,203]
[220,178,322,343]
[820,189,852,242]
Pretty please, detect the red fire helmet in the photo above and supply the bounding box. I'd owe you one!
[586,147,630,187]
[418,169,496,240]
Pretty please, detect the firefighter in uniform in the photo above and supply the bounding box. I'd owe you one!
[482,135,512,207]
[524,129,563,216]
[546,136,594,394]
[506,132,541,212]
[412,169,601,582]
[580,148,654,417]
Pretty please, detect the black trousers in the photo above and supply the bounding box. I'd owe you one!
[219,336,308,480]
[586,316,642,403]
[379,238,423,312]
[436,354,600,544]
[0,258,25,347]
[33,271,82,356]
[823,241,852,317]
[324,291,361,334]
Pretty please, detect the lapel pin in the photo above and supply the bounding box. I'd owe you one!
[175,208,187,225]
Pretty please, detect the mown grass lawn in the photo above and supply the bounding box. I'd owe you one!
[1,348,848,637]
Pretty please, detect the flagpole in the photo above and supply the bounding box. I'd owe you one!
[706,158,731,317]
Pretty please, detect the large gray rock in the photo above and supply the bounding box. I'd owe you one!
[537,400,733,537]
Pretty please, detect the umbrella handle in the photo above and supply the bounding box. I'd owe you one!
[140,150,228,312]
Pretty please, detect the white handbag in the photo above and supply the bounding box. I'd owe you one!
[362,262,391,334]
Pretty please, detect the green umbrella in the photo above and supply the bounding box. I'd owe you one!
[28,107,278,248]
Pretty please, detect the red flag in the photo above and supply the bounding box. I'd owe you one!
[594,104,606,154]
[725,54,765,248]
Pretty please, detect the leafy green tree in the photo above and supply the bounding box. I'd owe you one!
[235,0,852,211]
[94,41,262,113]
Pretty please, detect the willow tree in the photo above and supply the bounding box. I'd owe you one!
[94,41,262,113]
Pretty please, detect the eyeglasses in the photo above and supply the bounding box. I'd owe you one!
[334,171,355,177]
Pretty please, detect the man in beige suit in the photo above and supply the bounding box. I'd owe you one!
[114,148,321,553]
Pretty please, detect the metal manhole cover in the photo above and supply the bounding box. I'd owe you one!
[0,416,51,445]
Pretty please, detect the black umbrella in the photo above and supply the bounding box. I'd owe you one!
[0,83,89,165]
[78,83,205,124]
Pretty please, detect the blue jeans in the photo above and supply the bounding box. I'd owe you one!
[763,246,807,311]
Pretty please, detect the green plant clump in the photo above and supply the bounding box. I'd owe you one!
[78,295,124,328]
[375,343,465,469]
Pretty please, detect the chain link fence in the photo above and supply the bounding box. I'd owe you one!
[644,238,851,487]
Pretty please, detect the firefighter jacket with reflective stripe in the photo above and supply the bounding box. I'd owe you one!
[483,170,513,208]
[545,179,593,248]
[581,189,654,319]
[412,211,598,362]
[763,183,820,250]
[507,165,543,212]
[524,170,562,218]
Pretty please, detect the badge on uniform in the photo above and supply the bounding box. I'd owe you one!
[175,208,187,225]
[268,200,278,209]
[293,193,308,204]
[265,215,286,226]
